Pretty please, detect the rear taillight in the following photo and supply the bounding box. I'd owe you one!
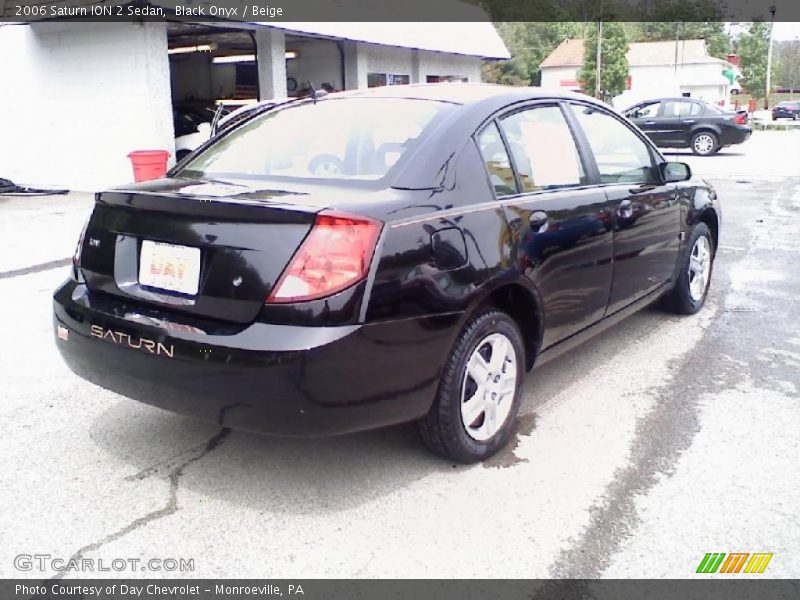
[266,211,382,304]
[734,113,747,125]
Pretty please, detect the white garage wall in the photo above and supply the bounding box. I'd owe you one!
[365,44,414,79]
[287,39,343,91]
[0,22,174,191]
[363,44,481,84]
[540,66,581,91]
[417,50,481,82]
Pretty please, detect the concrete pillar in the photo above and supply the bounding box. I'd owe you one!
[254,27,287,100]
[343,41,367,90]
[411,49,422,84]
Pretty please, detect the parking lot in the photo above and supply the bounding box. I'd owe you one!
[1,130,799,579]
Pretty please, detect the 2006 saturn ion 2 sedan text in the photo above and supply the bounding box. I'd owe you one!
[54,84,720,463]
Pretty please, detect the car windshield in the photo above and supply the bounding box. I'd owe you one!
[778,101,799,108]
[180,97,453,182]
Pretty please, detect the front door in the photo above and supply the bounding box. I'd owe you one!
[625,100,667,145]
[567,102,681,314]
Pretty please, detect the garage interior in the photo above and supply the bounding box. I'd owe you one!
[167,23,344,155]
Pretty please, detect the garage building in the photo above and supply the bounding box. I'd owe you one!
[0,12,508,190]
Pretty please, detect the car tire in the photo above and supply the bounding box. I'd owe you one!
[793,113,799,121]
[308,155,344,176]
[418,309,525,463]
[662,223,714,315]
[690,132,719,156]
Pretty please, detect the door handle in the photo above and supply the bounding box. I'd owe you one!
[644,120,656,125]
[529,210,548,233]
[684,119,696,124]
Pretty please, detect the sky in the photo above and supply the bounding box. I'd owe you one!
[772,22,800,40]
[728,22,800,41]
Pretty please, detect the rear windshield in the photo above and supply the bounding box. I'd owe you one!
[179,97,453,182]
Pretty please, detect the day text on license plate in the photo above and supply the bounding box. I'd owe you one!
[138,240,200,295]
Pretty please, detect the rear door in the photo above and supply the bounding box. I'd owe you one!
[659,99,702,145]
[567,102,681,315]
[477,103,615,348]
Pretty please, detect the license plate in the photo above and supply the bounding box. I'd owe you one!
[138,240,200,295]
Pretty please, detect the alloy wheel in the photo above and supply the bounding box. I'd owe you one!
[693,134,715,155]
[460,332,518,442]
[688,235,711,301]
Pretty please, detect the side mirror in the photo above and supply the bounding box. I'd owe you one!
[661,161,692,183]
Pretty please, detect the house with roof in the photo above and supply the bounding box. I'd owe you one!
[539,38,734,108]
[0,1,508,190]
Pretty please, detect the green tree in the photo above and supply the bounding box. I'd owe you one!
[737,21,772,102]
[629,22,730,59]
[579,21,629,100]
[774,39,800,92]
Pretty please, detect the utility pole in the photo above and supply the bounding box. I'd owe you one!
[765,5,777,109]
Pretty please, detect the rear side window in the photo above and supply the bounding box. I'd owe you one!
[570,104,657,185]
[498,105,586,192]
[476,122,517,196]
[663,100,701,117]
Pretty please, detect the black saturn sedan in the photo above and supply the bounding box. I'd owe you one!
[54,84,720,462]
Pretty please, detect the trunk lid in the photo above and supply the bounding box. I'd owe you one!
[78,179,323,324]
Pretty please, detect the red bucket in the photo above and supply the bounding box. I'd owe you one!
[127,150,170,182]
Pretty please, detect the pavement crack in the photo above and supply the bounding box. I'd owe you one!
[0,258,71,280]
[51,427,231,579]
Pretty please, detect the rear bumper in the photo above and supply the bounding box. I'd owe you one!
[720,126,751,146]
[53,280,460,436]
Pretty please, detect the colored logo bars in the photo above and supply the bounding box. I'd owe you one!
[696,553,773,574]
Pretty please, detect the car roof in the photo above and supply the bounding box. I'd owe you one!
[329,82,599,106]
[633,97,706,104]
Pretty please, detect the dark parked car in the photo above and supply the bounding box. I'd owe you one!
[624,97,750,156]
[54,84,720,463]
[772,100,800,121]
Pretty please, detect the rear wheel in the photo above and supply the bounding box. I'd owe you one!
[663,223,714,315]
[691,132,719,156]
[419,309,524,463]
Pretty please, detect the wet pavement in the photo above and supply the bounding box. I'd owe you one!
[1,131,798,578]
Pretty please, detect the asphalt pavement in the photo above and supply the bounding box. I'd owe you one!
[1,130,798,579]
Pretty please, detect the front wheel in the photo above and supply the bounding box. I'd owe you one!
[418,309,525,463]
[662,223,714,315]
[691,132,719,156]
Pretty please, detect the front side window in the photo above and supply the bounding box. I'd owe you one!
[499,105,585,192]
[180,98,452,181]
[626,102,660,119]
[476,122,517,196]
[570,104,657,185]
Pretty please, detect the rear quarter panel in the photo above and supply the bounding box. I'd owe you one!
[365,141,510,323]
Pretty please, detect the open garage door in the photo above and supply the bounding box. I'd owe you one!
[167,23,261,161]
